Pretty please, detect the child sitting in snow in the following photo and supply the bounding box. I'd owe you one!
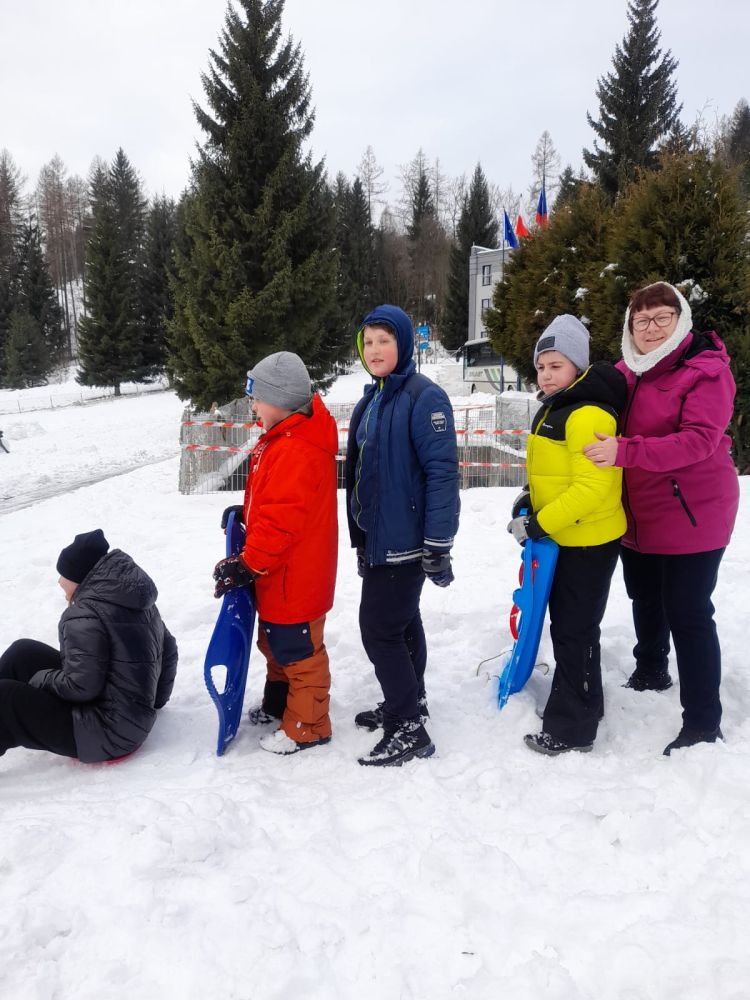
[345,305,460,766]
[213,351,338,755]
[507,315,626,756]
[0,529,177,764]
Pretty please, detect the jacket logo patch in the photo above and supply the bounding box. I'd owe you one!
[431,411,447,432]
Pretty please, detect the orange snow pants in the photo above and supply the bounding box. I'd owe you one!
[256,615,331,743]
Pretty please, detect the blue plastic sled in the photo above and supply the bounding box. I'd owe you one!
[204,511,256,755]
[497,532,559,709]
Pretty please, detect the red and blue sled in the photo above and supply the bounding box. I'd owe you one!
[497,530,558,709]
[204,511,256,755]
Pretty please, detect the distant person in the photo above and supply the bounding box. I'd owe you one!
[508,315,627,756]
[214,351,338,755]
[0,530,177,764]
[584,281,739,755]
[346,305,460,766]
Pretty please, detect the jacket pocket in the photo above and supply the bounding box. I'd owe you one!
[671,479,697,527]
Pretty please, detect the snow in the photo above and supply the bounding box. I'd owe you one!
[1,363,749,999]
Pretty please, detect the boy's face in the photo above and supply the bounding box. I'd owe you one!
[252,398,293,430]
[535,351,578,394]
[58,576,78,604]
[362,325,399,378]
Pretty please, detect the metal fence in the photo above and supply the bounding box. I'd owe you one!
[179,396,534,494]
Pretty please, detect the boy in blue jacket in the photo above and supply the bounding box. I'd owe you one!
[345,305,460,766]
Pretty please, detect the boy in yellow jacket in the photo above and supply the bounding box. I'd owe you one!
[507,315,626,755]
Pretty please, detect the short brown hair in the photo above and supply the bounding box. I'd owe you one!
[627,282,681,332]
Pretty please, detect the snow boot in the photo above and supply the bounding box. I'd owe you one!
[354,697,429,732]
[358,720,435,767]
[247,705,280,726]
[663,726,723,756]
[259,729,331,755]
[523,731,593,756]
[623,668,673,692]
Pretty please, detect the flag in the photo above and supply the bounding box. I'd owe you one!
[515,214,531,239]
[535,184,548,226]
[503,210,519,249]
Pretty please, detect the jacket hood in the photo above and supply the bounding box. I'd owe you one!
[357,304,415,378]
[262,393,338,457]
[76,550,158,611]
[543,361,627,415]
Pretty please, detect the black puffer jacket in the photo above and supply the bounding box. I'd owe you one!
[30,549,178,762]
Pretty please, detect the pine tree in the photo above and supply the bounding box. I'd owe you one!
[443,164,498,351]
[485,182,610,382]
[584,148,750,458]
[725,99,750,202]
[141,195,177,376]
[0,150,25,382]
[77,152,148,393]
[333,174,374,335]
[583,0,681,198]
[169,0,338,408]
[3,216,65,386]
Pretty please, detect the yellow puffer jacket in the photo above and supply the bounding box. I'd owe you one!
[528,363,627,547]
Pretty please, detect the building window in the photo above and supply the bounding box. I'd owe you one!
[481,264,492,286]
[481,298,490,318]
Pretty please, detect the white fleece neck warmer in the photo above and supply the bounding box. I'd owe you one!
[621,284,693,374]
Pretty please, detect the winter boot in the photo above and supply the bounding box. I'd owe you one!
[247,705,280,726]
[523,731,593,756]
[663,726,723,756]
[358,720,435,767]
[259,729,331,756]
[623,668,673,692]
[354,697,429,731]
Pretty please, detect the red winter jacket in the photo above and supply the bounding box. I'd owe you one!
[615,331,739,555]
[242,394,338,623]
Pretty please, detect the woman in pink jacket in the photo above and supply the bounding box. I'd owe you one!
[584,281,739,755]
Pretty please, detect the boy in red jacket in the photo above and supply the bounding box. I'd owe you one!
[213,352,338,755]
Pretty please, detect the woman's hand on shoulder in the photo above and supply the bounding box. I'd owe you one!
[583,431,618,468]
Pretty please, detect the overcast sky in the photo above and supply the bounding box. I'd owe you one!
[2,0,748,212]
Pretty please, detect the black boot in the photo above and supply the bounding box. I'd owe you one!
[354,697,429,731]
[623,668,673,692]
[663,726,723,756]
[524,732,593,756]
[358,719,435,767]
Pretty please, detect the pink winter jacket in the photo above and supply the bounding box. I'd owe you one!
[615,331,739,554]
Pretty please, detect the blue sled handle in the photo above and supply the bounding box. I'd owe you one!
[497,533,559,709]
[204,511,256,755]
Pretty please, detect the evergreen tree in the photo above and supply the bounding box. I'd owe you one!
[333,173,374,335]
[0,150,25,382]
[584,148,750,459]
[77,152,147,394]
[443,164,498,351]
[13,216,65,375]
[169,0,338,408]
[485,182,610,382]
[583,0,681,198]
[725,98,750,202]
[4,310,48,388]
[141,195,177,376]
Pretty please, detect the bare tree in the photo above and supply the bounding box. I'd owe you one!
[526,130,561,221]
[357,145,389,224]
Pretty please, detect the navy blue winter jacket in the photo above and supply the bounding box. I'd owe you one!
[345,305,460,566]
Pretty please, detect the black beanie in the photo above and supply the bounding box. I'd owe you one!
[56,529,110,583]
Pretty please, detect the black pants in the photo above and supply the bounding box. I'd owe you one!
[359,561,427,725]
[620,546,725,732]
[0,639,77,758]
[543,540,621,745]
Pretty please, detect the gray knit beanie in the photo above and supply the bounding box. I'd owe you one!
[247,351,312,410]
[533,314,590,373]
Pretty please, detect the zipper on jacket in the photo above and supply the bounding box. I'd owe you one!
[353,385,382,532]
[671,479,697,526]
[621,375,642,549]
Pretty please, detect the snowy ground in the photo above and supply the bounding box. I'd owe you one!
[1,365,749,1000]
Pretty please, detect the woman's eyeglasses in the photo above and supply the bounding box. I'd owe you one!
[632,311,676,333]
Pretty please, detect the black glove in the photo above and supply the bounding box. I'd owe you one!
[356,548,365,578]
[511,486,532,519]
[507,514,547,546]
[221,505,245,530]
[422,548,454,588]
[213,555,256,598]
